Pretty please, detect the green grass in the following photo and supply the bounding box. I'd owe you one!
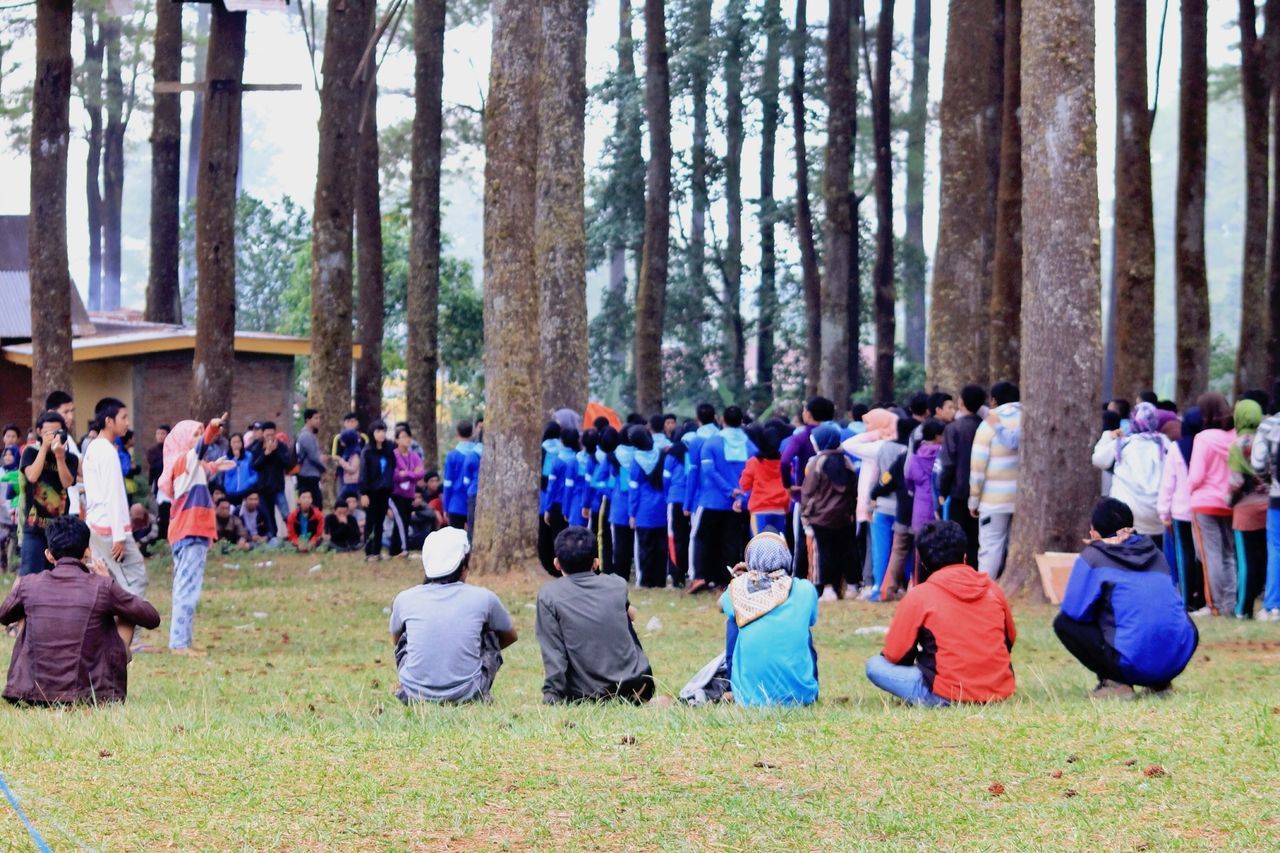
[1,551,1278,849]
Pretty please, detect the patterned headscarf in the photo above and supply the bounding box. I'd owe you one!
[728,532,794,628]
[1130,402,1160,434]
[158,420,203,500]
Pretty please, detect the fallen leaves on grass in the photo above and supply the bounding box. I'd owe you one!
[1050,770,1063,779]
[1143,765,1167,778]
[1066,754,1080,764]
[619,735,636,746]
[281,633,291,644]
[1124,759,1137,766]
[98,749,112,758]
[753,761,780,769]
[1063,789,1078,799]
[987,783,1005,797]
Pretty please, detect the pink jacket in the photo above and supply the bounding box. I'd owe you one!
[1187,429,1237,514]
[1157,447,1192,523]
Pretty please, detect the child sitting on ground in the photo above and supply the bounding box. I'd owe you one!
[535,525,655,704]
[286,490,325,553]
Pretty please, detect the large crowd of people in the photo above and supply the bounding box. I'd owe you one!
[3,378,1275,708]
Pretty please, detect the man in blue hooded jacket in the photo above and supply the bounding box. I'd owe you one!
[442,421,479,530]
[1054,498,1198,700]
[688,406,756,594]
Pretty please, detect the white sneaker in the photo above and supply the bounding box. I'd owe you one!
[1257,608,1280,622]
[1189,606,1214,618]
[820,587,838,602]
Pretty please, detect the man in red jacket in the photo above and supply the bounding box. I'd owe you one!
[866,520,1017,706]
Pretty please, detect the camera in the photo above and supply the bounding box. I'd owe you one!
[55,429,68,444]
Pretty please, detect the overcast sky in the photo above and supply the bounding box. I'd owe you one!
[0,1,1242,316]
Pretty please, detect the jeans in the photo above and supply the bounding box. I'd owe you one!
[865,655,949,707]
[260,490,291,541]
[1193,512,1236,612]
[1265,508,1280,611]
[870,512,895,598]
[977,513,1013,579]
[19,527,51,576]
[170,539,208,650]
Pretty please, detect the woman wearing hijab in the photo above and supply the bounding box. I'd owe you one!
[719,532,820,707]
[335,428,365,504]
[802,423,858,600]
[1228,399,1269,617]
[1188,393,1238,615]
[627,425,669,588]
[1159,407,1206,610]
[1093,402,1170,546]
[842,409,899,601]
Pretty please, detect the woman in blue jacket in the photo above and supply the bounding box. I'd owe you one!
[219,432,258,506]
[607,428,636,581]
[629,425,669,588]
[537,421,565,576]
[663,421,696,588]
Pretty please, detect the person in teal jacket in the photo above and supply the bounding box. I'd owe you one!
[537,422,565,576]
[629,426,668,588]
[689,406,756,594]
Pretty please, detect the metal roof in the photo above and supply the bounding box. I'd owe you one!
[0,270,95,339]
[1,326,362,365]
[0,216,27,270]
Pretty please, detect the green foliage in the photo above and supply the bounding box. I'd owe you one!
[1208,333,1237,396]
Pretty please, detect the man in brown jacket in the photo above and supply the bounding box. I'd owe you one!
[1,515,160,705]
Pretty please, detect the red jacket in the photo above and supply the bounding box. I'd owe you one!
[286,506,325,545]
[739,457,789,514]
[882,564,1017,702]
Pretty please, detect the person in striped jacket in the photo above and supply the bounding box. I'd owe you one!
[968,382,1021,579]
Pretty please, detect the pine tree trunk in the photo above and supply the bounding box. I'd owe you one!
[902,0,929,365]
[686,0,711,389]
[29,0,74,425]
[927,0,1003,393]
[191,2,246,421]
[792,0,821,398]
[147,0,183,325]
[1111,0,1156,400]
[871,0,895,403]
[722,0,747,399]
[756,0,783,406]
[354,6,384,429]
[101,17,124,312]
[1236,0,1269,394]
[83,10,103,314]
[988,0,1022,384]
[183,4,209,312]
[1175,0,1209,406]
[1004,0,1101,597]
[537,0,589,416]
[1266,0,1280,385]
[634,0,671,414]
[309,0,367,450]
[408,0,445,462]
[609,0,644,391]
[820,0,853,408]
[473,0,543,574]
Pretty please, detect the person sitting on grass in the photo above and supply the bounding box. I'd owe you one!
[216,498,251,551]
[1054,498,1199,701]
[536,526,655,704]
[866,520,1017,707]
[0,515,160,705]
[324,501,363,553]
[720,531,819,707]
[390,527,517,704]
[237,491,270,546]
[286,490,325,553]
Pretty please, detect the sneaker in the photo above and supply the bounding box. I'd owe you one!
[1089,679,1137,701]
[819,587,838,602]
[1189,606,1214,618]
[1257,608,1280,622]
[856,587,876,602]
[1145,683,1175,699]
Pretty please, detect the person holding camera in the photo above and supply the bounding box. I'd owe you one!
[18,411,78,575]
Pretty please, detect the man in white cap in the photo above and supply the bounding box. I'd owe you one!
[389,527,518,703]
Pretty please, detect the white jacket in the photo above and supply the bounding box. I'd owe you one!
[1093,431,1168,535]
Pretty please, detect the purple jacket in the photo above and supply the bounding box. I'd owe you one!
[780,425,816,493]
[392,450,425,500]
[905,442,942,532]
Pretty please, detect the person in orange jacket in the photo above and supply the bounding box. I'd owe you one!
[866,519,1017,706]
[738,421,792,537]
[286,490,325,552]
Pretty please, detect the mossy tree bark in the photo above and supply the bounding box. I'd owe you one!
[820,0,853,408]
[473,0,543,574]
[1175,0,1209,406]
[536,0,590,416]
[354,2,385,430]
[791,0,821,398]
[755,0,783,406]
[988,0,1021,385]
[1004,0,1101,597]
[29,0,74,424]
[147,0,183,325]
[1235,0,1269,395]
[721,0,747,399]
[101,16,124,311]
[870,0,896,403]
[902,0,930,365]
[83,10,103,313]
[191,1,246,421]
[1266,0,1280,384]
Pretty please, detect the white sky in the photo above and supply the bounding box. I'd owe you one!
[0,1,1243,319]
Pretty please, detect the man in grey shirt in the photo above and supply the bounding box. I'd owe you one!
[536,526,654,704]
[295,408,327,509]
[389,528,517,704]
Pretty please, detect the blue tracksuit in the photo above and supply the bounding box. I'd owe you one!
[629,459,667,528]
[563,450,593,525]
[697,428,756,511]
[547,448,579,516]
[463,444,482,502]
[683,424,721,510]
[539,439,564,514]
[589,451,613,515]
[1060,535,1198,685]
[608,447,635,527]
[443,440,479,517]
[664,452,688,506]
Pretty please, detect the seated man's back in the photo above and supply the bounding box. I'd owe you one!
[1,550,160,704]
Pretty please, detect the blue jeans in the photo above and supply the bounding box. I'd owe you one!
[865,654,949,707]
[870,512,895,599]
[19,527,51,576]
[1267,508,1280,611]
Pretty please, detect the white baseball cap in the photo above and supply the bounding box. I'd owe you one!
[422,527,471,579]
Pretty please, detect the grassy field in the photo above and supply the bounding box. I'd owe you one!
[1,549,1278,850]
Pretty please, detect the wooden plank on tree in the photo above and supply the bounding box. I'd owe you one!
[155,81,301,93]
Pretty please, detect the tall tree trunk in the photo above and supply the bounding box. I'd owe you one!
[101,16,124,311]
[1004,0,1101,597]
[537,0,590,416]
[354,7,384,429]
[29,0,74,425]
[147,0,183,324]
[721,0,747,398]
[927,0,1003,393]
[988,0,1022,383]
[1236,0,1269,394]
[756,0,783,406]
[408,0,445,462]
[191,1,246,421]
[1111,0,1156,400]
[1175,0,1209,405]
[871,0,895,403]
[792,0,821,397]
[634,0,671,414]
[685,0,711,388]
[309,0,367,451]
[902,0,929,365]
[820,0,853,408]
[606,0,644,393]
[473,0,542,574]
[183,4,209,309]
[1267,0,1280,385]
[83,10,103,314]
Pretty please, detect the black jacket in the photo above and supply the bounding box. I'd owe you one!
[250,441,293,494]
[937,414,982,501]
[361,442,396,494]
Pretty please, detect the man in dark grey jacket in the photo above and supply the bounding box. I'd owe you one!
[295,408,327,509]
[936,384,986,568]
[536,526,654,704]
